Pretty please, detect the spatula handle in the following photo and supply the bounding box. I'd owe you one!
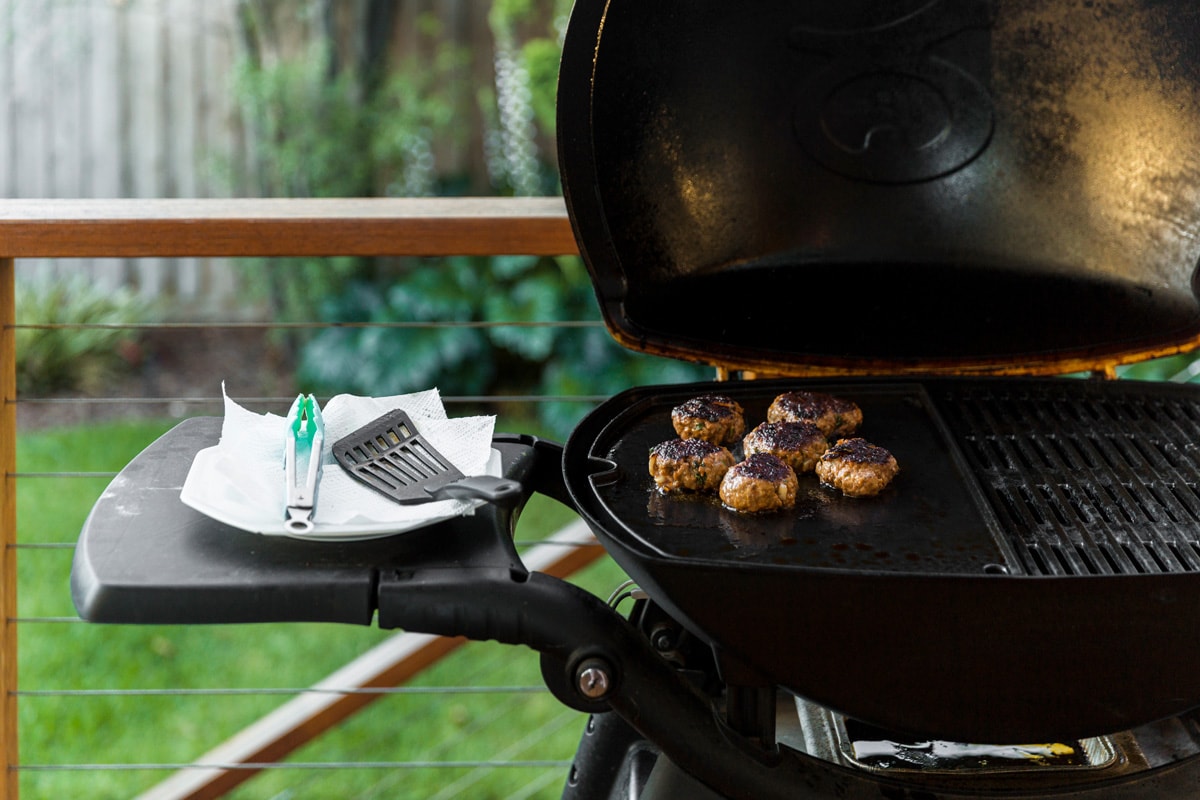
[429,475,523,506]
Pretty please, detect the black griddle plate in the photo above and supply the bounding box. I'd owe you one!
[563,377,1200,743]
[596,383,1012,575]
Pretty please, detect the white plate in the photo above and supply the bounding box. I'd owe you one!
[180,448,506,541]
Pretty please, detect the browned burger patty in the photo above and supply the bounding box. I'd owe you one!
[767,391,862,437]
[815,438,899,497]
[649,438,736,493]
[742,421,827,473]
[671,395,746,445]
[719,453,799,513]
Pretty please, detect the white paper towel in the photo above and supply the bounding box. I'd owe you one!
[179,386,499,539]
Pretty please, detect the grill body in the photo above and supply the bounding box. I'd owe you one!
[555,0,1200,775]
[564,377,1200,742]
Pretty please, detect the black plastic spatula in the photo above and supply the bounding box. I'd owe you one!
[332,409,520,506]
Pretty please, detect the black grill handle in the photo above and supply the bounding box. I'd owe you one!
[493,432,574,509]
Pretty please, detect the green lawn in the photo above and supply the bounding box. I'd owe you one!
[17,419,627,799]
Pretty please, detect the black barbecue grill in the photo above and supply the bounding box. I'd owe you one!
[70,0,1200,797]
[562,376,1200,744]
[552,0,1200,790]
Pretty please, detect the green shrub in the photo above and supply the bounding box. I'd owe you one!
[297,255,709,437]
[232,2,709,435]
[298,260,495,398]
[14,276,153,397]
[1117,353,1200,382]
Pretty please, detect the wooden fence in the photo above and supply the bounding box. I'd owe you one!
[0,0,521,316]
[0,0,250,311]
[0,0,247,310]
[0,0,244,202]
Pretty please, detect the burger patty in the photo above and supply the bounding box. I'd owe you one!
[649,438,736,493]
[742,421,827,473]
[815,438,899,497]
[671,394,746,445]
[767,390,862,437]
[719,453,799,513]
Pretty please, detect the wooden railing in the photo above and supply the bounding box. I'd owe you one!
[0,197,581,800]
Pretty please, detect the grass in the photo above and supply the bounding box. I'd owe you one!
[16,418,628,799]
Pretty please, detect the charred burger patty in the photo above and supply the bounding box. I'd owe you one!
[815,438,899,497]
[719,453,799,512]
[742,420,827,474]
[671,395,746,445]
[649,437,736,493]
[767,390,862,438]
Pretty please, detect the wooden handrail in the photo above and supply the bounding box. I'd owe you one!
[0,198,577,258]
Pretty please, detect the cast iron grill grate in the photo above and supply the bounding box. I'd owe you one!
[935,383,1200,576]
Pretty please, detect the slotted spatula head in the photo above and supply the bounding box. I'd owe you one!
[332,409,466,503]
[332,409,521,507]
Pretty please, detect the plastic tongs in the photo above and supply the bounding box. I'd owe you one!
[284,393,325,534]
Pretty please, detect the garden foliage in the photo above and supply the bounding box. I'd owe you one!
[232,0,706,436]
[14,276,153,396]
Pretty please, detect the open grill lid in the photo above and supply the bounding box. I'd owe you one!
[557,0,1200,376]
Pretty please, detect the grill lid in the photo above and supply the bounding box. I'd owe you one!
[557,0,1200,375]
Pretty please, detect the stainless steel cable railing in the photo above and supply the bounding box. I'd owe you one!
[1,197,632,800]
